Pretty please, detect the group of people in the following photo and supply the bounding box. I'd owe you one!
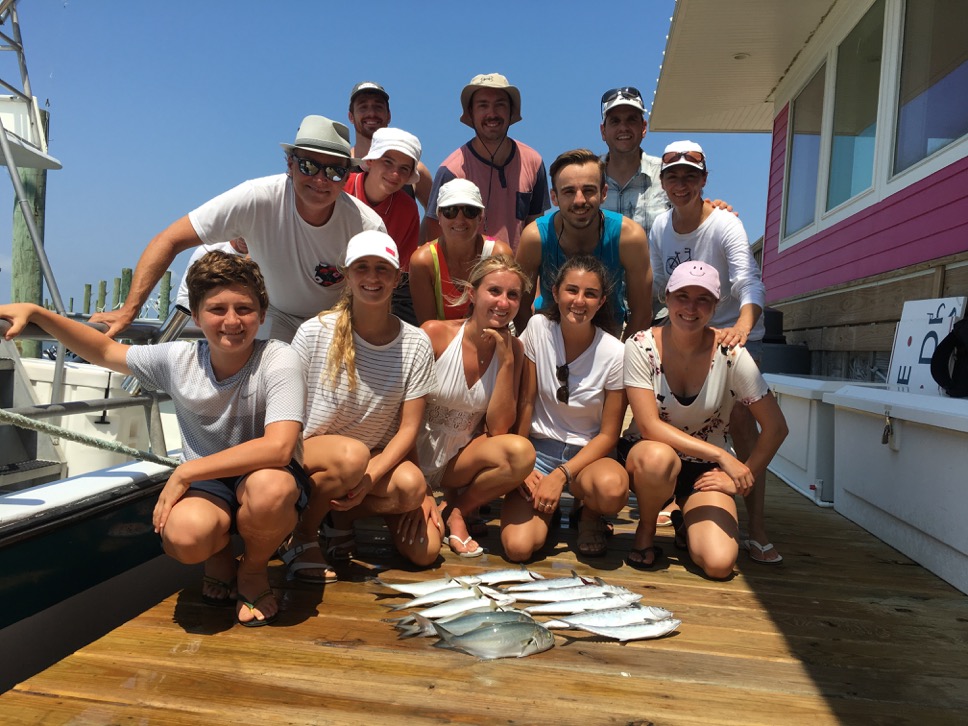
[0,73,789,628]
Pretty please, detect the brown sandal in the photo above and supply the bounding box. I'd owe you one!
[576,515,608,557]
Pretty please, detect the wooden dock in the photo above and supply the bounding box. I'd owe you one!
[3,475,968,725]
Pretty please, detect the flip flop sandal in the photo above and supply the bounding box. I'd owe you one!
[625,545,664,570]
[201,574,236,607]
[742,538,784,565]
[278,539,338,584]
[656,511,674,528]
[236,589,278,628]
[446,534,484,558]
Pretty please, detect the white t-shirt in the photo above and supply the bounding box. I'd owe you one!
[174,241,241,310]
[522,313,625,445]
[291,312,438,451]
[125,339,306,462]
[624,328,768,461]
[649,207,766,341]
[188,174,385,320]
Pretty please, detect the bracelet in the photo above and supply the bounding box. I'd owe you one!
[555,463,573,487]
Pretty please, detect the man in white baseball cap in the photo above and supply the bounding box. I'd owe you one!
[347,81,433,208]
[93,115,386,343]
[423,72,551,252]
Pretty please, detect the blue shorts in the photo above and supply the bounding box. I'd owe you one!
[529,436,615,478]
[189,459,311,532]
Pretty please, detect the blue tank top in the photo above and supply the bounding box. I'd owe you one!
[535,209,627,327]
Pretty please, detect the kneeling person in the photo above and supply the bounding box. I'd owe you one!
[0,253,307,627]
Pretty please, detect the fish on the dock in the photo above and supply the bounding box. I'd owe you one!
[509,583,635,603]
[544,604,674,629]
[432,620,555,659]
[374,575,481,597]
[474,568,544,586]
[398,610,536,639]
[389,582,480,610]
[504,572,600,592]
[567,618,681,642]
[387,592,516,626]
[524,593,642,615]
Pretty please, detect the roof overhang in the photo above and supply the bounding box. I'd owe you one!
[649,0,838,133]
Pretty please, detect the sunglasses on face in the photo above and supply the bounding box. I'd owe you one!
[291,155,349,183]
[439,205,483,220]
[556,364,570,405]
[661,150,706,166]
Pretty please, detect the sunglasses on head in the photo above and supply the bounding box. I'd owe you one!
[601,86,643,112]
[556,364,570,405]
[291,154,349,183]
[661,150,705,166]
[439,205,483,220]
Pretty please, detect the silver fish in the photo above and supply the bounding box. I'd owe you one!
[504,572,600,592]
[390,582,479,610]
[399,610,535,639]
[525,593,642,615]
[475,568,544,586]
[569,618,681,642]
[510,584,635,603]
[545,604,674,629]
[432,620,555,659]
[401,591,516,623]
[375,575,481,597]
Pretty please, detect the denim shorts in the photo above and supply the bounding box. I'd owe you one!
[529,436,615,477]
[189,459,311,532]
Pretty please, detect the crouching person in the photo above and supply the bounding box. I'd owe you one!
[0,252,307,627]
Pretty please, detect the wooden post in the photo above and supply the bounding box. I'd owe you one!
[97,280,107,312]
[158,270,171,319]
[68,297,74,313]
[112,277,121,311]
[10,109,50,358]
[83,283,91,315]
[120,268,132,306]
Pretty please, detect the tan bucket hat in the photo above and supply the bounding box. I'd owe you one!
[459,73,522,127]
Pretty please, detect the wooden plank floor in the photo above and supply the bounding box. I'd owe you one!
[4,475,968,725]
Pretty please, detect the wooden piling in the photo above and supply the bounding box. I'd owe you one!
[111,278,121,311]
[97,281,106,313]
[158,271,171,319]
[83,284,91,315]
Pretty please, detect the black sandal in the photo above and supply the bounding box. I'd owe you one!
[670,510,687,550]
[625,545,664,570]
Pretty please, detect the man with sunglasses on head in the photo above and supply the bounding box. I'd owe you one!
[423,73,551,252]
[347,81,433,209]
[93,115,385,343]
[514,149,651,341]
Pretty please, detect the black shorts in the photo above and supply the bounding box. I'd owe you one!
[675,460,718,502]
[189,459,312,532]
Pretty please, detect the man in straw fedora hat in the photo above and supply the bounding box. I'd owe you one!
[423,73,550,252]
[93,115,385,343]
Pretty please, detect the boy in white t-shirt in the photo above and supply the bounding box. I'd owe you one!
[0,253,307,627]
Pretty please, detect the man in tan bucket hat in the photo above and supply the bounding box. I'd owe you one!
[422,73,550,252]
[93,115,385,342]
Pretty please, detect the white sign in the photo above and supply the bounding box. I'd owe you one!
[889,297,966,395]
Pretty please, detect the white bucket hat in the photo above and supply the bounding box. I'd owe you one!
[361,128,422,185]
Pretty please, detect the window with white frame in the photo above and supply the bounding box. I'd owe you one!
[893,0,968,175]
[784,66,826,237]
[826,0,885,211]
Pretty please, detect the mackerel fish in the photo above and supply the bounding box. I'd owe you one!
[525,593,642,615]
[568,617,681,642]
[474,568,544,586]
[545,604,674,629]
[432,620,555,659]
[389,582,507,611]
[504,572,600,592]
[387,592,515,625]
[398,610,536,639]
[509,583,634,603]
[375,575,481,597]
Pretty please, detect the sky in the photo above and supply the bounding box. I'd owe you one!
[0,0,772,312]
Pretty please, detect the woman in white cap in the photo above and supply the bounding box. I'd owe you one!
[417,254,535,557]
[623,261,787,577]
[647,140,780,564]
[409,179,513,325]
[501,255,629,562]
[344,128,423,325]
[281,230,443,580]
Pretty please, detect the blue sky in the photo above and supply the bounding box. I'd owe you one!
[0,0,772,311]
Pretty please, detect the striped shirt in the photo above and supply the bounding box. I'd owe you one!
[292,312,437,450]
